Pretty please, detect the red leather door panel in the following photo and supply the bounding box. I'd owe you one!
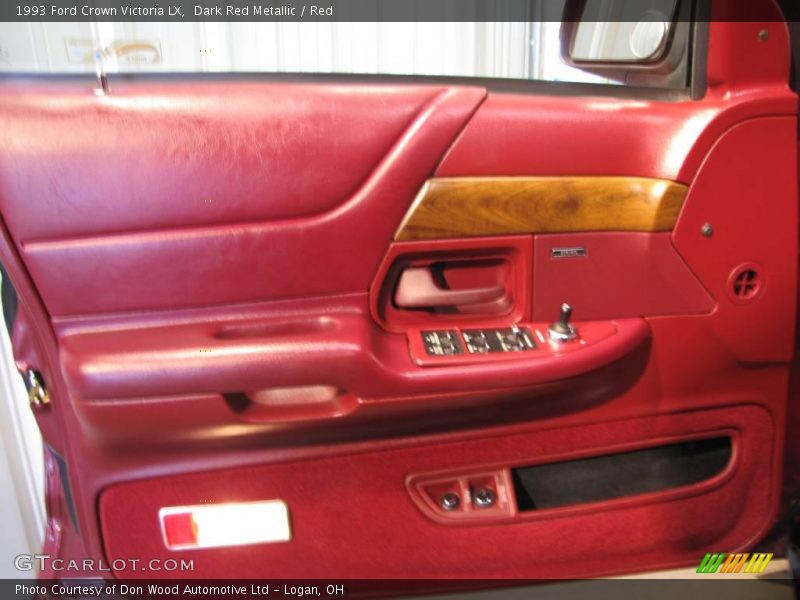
[0,84,484,315]
[0,5,796,583]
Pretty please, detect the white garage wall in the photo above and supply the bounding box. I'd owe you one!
[0,281,45,579]
[0,21,608,83]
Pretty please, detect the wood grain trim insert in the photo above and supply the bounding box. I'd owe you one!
[394,177,688,241]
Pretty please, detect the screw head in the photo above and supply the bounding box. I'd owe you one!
[758,29,769,41]
[701,223,713,237]
[472,487,497,508]
[440,492,461,511]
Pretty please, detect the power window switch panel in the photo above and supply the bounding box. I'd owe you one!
[421,330,463,356]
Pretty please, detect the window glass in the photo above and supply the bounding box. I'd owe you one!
[0,11,688,88]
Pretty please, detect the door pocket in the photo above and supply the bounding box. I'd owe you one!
[513,436,732,511]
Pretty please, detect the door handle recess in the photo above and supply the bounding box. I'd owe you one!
[394,267,505,309]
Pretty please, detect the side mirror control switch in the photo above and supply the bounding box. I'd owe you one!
[548,303,579,343]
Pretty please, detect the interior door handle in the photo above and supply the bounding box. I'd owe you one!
[394,267,505,308]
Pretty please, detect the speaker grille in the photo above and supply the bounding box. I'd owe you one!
[732,268,760,300]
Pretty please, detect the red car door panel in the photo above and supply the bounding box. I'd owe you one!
[2,84,485,315]
[0,4,796,582]
[101,405,774,579]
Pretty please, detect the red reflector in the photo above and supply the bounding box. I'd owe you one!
[159,500,291,550]
[162,512,197,547]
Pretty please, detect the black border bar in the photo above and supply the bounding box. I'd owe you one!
[2,0,786,23]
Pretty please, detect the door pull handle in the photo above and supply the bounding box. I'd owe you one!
[394,267,505,309]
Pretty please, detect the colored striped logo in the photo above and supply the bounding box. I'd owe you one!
[696,553,773,574]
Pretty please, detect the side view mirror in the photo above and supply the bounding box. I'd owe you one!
[560,0,691,87]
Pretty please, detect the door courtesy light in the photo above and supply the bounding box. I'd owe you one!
[159,500,291,550]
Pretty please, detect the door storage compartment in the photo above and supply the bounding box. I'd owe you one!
[512,437,732,511]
